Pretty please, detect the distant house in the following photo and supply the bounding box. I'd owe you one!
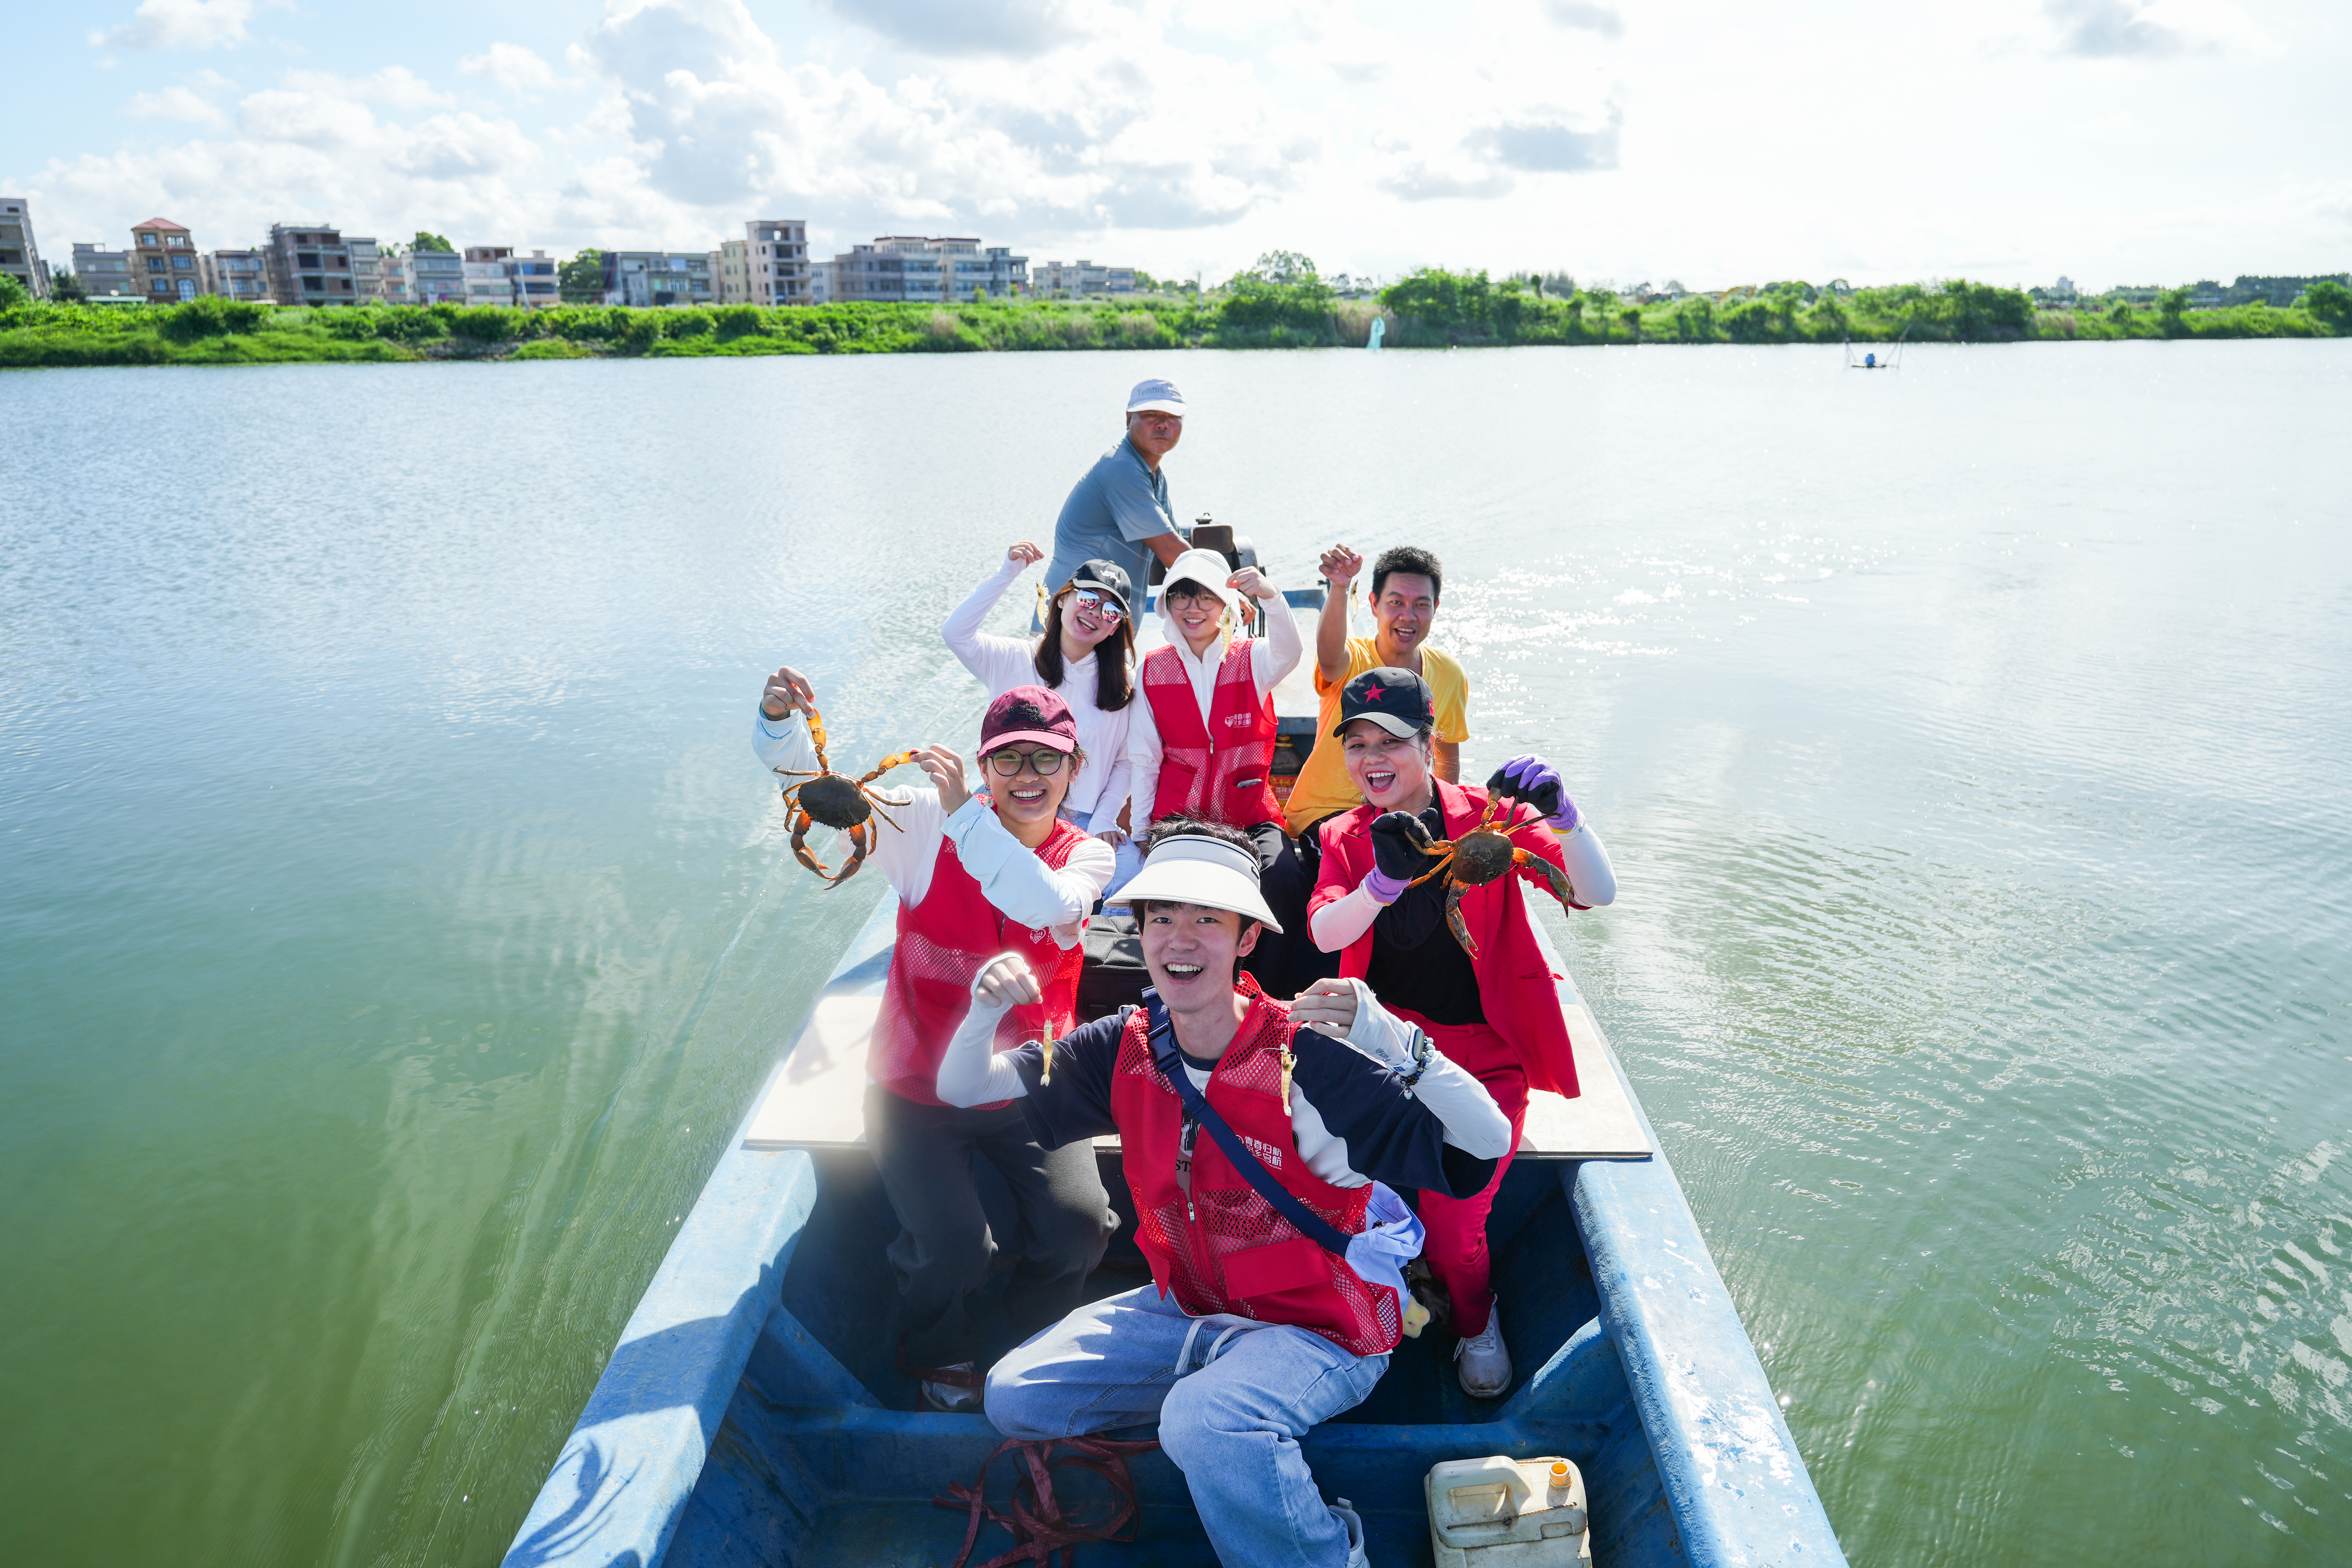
[400,249,465,306]
[601,250,715,308]
[73,241,137,300]
[832,236,1029,303]
[132,217,202,304]
[264,225,364,306]
[1030,259,1134,300]
[746,219,812,306]
[203,248,271,302]
[1,197,48,299]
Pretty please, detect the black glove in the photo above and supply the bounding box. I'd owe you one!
[1369,810,1436,883]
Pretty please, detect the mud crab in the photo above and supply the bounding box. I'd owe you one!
[1404,794,1577,958]
[771,705,917,887]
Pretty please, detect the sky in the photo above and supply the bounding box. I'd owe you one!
[4,0,2347,291]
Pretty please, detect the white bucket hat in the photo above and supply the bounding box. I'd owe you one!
[1114,831,1283,932]
[1157,546,1242,631]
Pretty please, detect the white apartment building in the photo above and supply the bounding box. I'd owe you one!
[401,249,466,306]
[72,242,137,300]
[745,219,810,306]
[714,238,751,305]
[829,235,1028,303]
[1030,259,1137,300]
[203,249,271,301]
[2,198,48,299]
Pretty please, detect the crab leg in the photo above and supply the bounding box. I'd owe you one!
[853,751,920,788]
[824,822,873,889]
[789,806,834,880]
[1406,844,1457,890]
[1511,847,1577,912]
[1445,884,1480,959]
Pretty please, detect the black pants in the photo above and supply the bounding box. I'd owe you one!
[1240,820,1332,999]
[864,1086,1113,1366]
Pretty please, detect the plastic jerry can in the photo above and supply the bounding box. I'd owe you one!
[1425,1455,1591,1568]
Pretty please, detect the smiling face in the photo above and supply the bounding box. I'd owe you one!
[982,745,1076,836]
[1340,718,1434,813]
[1163,580,1227,652]
[1056,588,1122,653]
[1371,572,1438,661]
[1140,900,1259,1012]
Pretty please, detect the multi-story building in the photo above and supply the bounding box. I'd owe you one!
[263,225,362,306]
[132,217,203,303]
[808,259,837,305]
[508,249,558,308]
[829,235,1027,304]
[1030,259,1137,300]
[401,248,465,306]
[202,249,271,301]
[746,219,811,306]
[463,246,514,306]
[714,239,751,305]
[349,236,385,303]
[72,242,136,300]
[600,250,714,308]
[1,197,47,299]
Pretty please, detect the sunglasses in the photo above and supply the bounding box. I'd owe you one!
[984,748,1068,777]
[1067,589,1125,624]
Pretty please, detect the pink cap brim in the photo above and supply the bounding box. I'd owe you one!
[982,729,1077,754]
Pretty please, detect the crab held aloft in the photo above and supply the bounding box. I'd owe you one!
[772,705,917,887]
[1406,794,1578,958]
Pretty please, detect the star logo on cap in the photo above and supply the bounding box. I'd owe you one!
[1361,686,1387,702]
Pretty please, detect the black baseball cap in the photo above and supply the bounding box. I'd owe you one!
[1061,558,1133,615]
[1332,666,1435,738]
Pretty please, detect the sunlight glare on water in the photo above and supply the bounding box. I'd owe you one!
[1,340,2347,1566]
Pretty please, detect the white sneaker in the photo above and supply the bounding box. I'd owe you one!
[1455,1306,1512,1398]
[1331,1497,1370,1567]
[921,1362,984,1414]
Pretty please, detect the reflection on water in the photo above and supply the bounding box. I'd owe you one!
[1,341,2347,1566]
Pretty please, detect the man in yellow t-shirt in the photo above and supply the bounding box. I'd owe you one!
[1284,544,1470,847]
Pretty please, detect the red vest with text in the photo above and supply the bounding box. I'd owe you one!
[869,817,1089,1107]
[1110,980,1404,1356]
[1142,639,1282,828]
[1308,782,1582,1098]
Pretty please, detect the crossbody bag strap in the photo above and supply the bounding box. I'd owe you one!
[1142,992,1353,1257]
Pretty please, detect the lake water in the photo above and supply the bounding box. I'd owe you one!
[3,340,2349,1567]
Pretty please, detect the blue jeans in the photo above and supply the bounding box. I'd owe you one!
[987,1285,1387,1568]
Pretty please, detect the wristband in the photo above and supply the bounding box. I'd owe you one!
[1364,867,1407,904]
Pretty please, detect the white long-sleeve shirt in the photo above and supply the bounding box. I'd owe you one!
[940,556,1134,835]
[753,709,1112,938]
[1127,589,1303,834]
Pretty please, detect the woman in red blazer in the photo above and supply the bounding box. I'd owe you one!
[1307,666,1618,1398]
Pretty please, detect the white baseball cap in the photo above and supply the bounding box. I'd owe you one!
[1126,377,1186,417]
[1114,831,1283,932]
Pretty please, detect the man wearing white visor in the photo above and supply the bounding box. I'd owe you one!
[935,814,1512,1568]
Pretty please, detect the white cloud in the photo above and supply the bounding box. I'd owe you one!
[1543,0,1625,37]
[460,43,560,94]
[2041,0,2263,58]
[90,0,256,51]
[811,0,1093,57]
[128,85,230,126]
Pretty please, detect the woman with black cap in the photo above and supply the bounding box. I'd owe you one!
[945,541,1141,893]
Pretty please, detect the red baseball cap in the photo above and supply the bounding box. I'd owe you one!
[980,685,1079,754]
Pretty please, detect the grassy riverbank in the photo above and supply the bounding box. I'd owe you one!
[2,273,2343,367]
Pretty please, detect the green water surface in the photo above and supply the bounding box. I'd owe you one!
[3,341,2348,1565]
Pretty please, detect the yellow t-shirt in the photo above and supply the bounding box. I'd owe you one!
[1282,638,1470,834]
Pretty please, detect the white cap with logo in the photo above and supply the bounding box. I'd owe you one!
[1125,377,1186,417]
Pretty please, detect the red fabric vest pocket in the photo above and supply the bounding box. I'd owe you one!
[1218,1234,1330,1302]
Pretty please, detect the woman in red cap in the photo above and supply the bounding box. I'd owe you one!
[1307,666,1618,1401]
[753,669,1116,1409]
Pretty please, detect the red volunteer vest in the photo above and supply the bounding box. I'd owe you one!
[868,816,1089,1107]
[1111,981,1404,1357]
[1309,782,1582,1099]
[1142,639,1282,828]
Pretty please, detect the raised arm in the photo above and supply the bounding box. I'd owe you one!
[926,747,1113,934]
[936,954,1036,1107]
[1490,757,1616,908]
[1314,545,1361,685]
[942,544,1039,685]
[1233,566,1301,693]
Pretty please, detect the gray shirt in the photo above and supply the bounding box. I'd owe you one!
[1045,436,1178,602]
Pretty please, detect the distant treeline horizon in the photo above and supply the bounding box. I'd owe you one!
[2,263,2346,368]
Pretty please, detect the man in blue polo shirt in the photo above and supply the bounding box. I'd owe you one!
[1044,378,1191,603]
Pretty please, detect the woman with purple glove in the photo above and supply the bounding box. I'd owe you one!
[1305,666,1616,1398]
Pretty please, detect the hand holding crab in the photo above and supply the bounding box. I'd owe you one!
[1375,762,1580,958]
[770,689,920,887]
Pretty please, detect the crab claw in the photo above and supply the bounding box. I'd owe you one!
[1446,884,1480,959]
[1512,847,1577,912]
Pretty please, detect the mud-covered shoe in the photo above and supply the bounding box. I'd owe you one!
[921,1363,984,1414]
[1331,1497,1370,1567]
[1455,1307,1512,1399]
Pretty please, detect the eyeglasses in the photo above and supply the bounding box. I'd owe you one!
[1068,589,1124,623]
[984,748,1067,777]
[1164,585,1219,607]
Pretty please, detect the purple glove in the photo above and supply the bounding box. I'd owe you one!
[1488,754,1579,833]
[1364,867,1407,904]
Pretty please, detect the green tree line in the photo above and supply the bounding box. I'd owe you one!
[2,264,2344,368]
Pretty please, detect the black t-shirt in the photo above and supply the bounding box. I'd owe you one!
[1365,806,1484,1025]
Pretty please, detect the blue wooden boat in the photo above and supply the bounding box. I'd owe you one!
[502,587,1849,1568]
